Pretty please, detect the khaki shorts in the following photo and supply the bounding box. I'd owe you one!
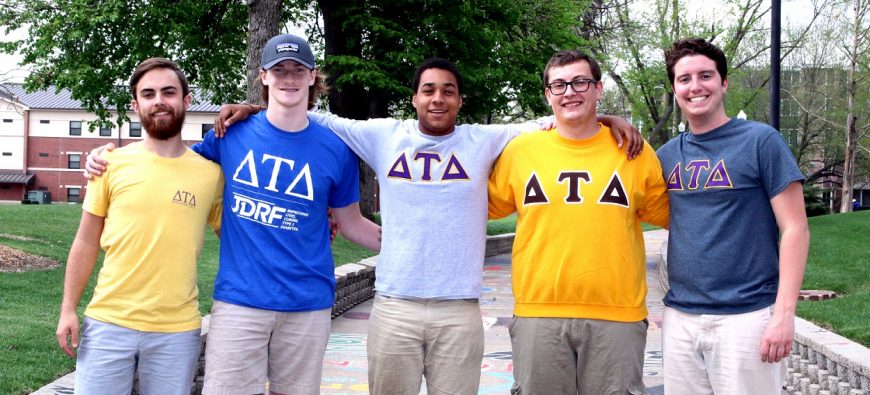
[202,301,331,395]
[509,316,647,395]
[367,294,484,395]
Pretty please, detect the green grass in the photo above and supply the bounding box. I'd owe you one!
[0,203,376,395]
[2,206,868,393]
[796,210,870,346]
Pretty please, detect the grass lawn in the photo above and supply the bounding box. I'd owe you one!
[1,205,867,393]
[0,203,376,394]
[797,210,870,346]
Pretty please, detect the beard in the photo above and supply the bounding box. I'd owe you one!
[140,107,185,140]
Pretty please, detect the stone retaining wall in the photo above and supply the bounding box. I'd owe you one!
[785,318,870,395]
[658,243,870,395]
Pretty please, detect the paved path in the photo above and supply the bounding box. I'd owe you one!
[32,230,670,395]
[320,229,669,394]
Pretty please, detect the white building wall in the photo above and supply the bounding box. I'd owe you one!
[0,99,26,170]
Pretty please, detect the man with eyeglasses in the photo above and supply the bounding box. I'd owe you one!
[488,50,669,394]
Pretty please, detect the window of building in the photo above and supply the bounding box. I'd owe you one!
[68,154,81,169]
[1,152,11,156]
[68,187,81,203]
[99,125,112,137]
[40,120,50,124]
[2,119,12,123]
[130,122,142,137]
[70,121,82,136]
[38,152,49,157]
[202,123,214,138]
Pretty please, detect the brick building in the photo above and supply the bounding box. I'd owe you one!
[0,83,219,202]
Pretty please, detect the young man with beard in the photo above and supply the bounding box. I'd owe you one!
[657,38,808,395]
[56,57,224,395]
[487,50,669,394]
[213,57,643,394]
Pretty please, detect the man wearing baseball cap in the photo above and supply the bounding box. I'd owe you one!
[194,33,381,395]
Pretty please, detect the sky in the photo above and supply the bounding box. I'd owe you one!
[0,0,822,84]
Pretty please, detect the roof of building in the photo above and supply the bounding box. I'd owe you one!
[0,172,35,185]
[0,83,221,113]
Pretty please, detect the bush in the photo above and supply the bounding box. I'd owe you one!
[804,185,829,217]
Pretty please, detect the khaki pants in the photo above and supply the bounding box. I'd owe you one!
[367,294,484,395]
[202,301,331,395]
[509,316,647,395]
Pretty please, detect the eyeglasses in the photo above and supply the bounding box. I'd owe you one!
[546,78,597,95]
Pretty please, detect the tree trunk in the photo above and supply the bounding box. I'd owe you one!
[651,92,674,147]
[245,0,283,105]
[839,0,864,213]
[320,0,378,219]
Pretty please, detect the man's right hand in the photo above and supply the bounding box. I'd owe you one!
[56,312,80,358]
[213,104,263,137]
[83,143,116,180]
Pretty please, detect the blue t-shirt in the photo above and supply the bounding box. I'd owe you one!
[194,111,360,312]
[656,118,804,314]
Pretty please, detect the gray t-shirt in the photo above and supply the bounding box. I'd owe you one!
[310,112,537,299]
[656,118,804,314]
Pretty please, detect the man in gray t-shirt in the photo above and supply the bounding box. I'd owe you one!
[214,57,642,394]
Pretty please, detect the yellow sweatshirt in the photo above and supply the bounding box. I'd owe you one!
[488,126,669,322]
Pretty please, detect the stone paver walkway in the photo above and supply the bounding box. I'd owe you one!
[319,229,669,394]
[32,229,670,395]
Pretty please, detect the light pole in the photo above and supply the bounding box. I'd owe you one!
[771,0,781,130]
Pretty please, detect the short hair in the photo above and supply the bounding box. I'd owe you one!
[665,38,728,85]
[543,50,602,87]
[259,68,329,110]
[129,58,190,99]
[412,58,463,94]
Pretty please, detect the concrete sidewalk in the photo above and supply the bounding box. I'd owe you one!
[320,229,669,394]
[32,229,670,395]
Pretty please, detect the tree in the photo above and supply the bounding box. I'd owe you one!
[292,0,589,216]
[839,0,869,212]
[1,0,590,217]
[586,0,827,147]
[0,0,249,128]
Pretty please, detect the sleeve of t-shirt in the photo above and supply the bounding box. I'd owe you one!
[487,145,518,219]
[477,119,544,153]
[758,131,805,198]
[328,145,362,209]
[207,173,225,232]
[637,143,670,228]
[308,112,395,166]
[192,130,221,164]
[82,155,111,218]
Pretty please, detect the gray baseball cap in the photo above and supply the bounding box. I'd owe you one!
[261,33,316,70]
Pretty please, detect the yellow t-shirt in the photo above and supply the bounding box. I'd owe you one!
[83,142,223,332]
[488,125,669,322]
